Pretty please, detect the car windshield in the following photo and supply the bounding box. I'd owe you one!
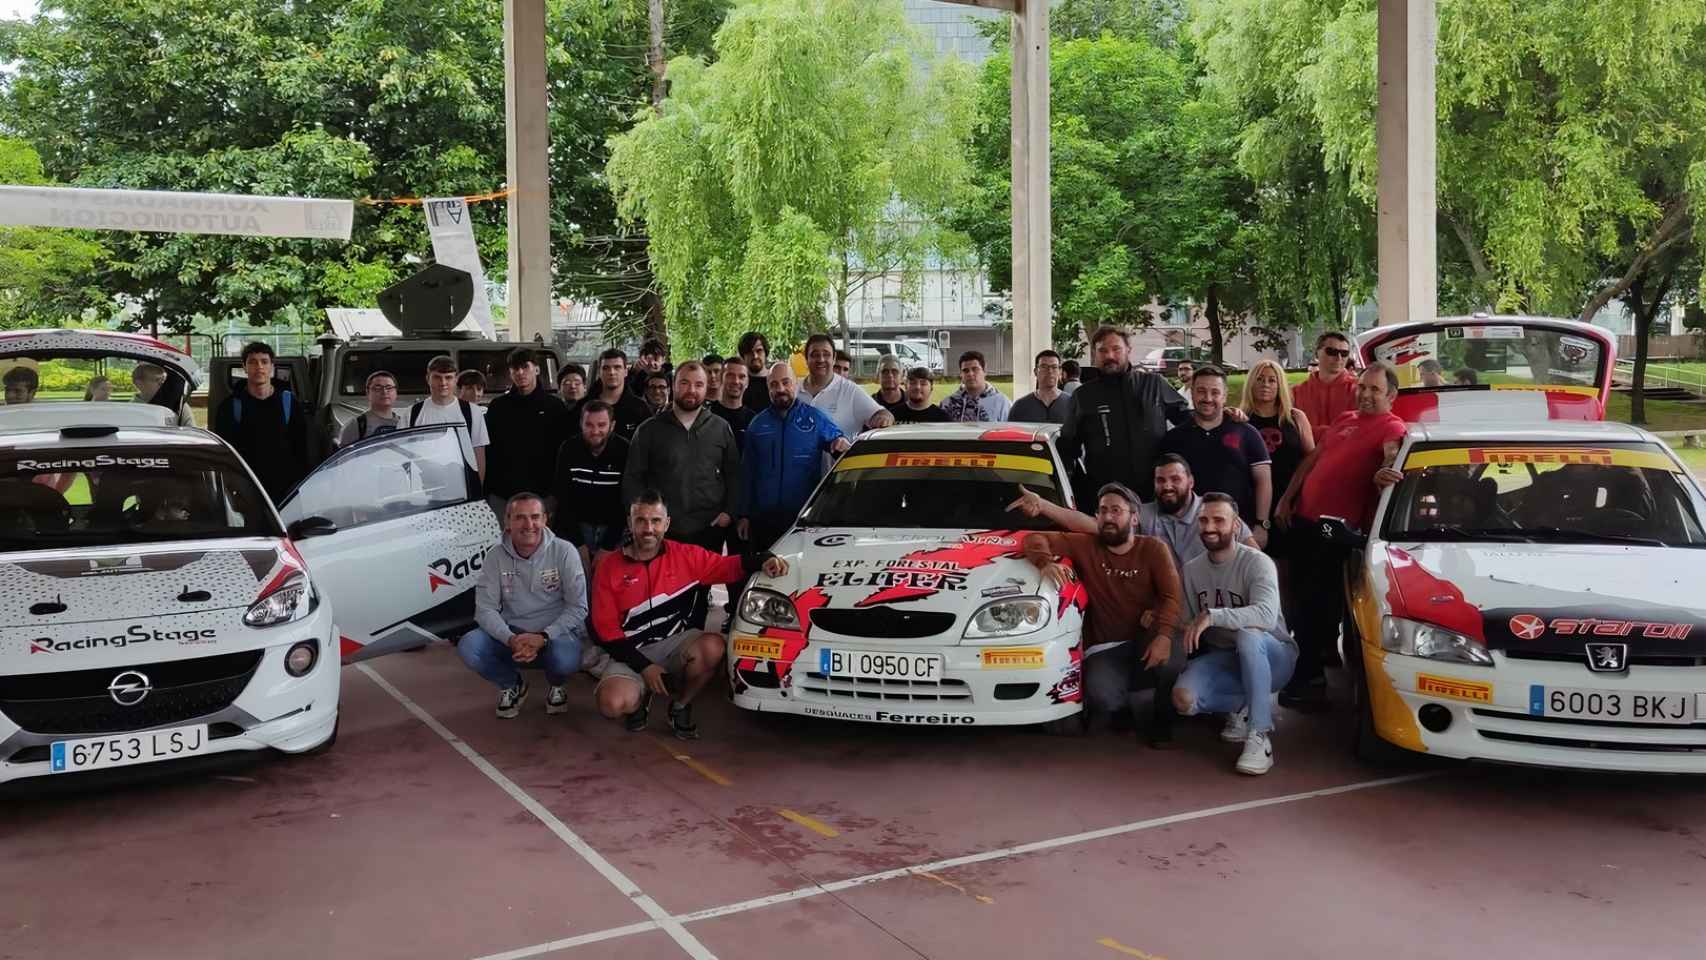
[2,354,193,414]
[799,439,1067,530]
[0,444,279,550]
[1383,442,1706,547]
[1369,324,1605,391]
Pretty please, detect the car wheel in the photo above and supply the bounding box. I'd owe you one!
[1039,710,1086,737]
[1350,664,1407,766]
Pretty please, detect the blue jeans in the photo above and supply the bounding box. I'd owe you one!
[458,627,583,689]
[1175,628,1297,733]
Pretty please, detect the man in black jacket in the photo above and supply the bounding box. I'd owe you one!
[1058,325,1192,503]
[626,338,671,399]
[551,399,629,571]
[484,348,570,513]
[592,348,652,442]
[213,342,312,501]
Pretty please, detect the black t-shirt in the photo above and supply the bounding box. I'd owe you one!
[742,375,771,412]
[1248,411,1305,503]
[708,401,754,451]
[893,403,950,424]
[1157,418,1273,522]
[213,386,310,501]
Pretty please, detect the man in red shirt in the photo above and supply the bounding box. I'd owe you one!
[1291,331,1359,444]
[587,490,789,739]
[1274,363,1407,710]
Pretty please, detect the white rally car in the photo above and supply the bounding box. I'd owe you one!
[1344,317,1706,772]
[0,332,498,784]
[728,424,1086,729]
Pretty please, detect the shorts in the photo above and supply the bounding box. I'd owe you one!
[583,630,701,690]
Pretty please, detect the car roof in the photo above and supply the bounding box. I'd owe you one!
[854,422,1061,443]
[0,328,205,388]
[1409,420,1655,443]
[0,424,229,455]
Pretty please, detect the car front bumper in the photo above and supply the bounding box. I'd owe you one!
[1371,650,1706,773]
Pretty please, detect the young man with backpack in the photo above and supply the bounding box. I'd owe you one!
[409,354,489,484]
[213,341,312,500]
[336,370,403,447]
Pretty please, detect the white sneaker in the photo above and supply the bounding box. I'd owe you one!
[1236,730,1274,775]
[1220,708,1249,743]
[546,684,570,715]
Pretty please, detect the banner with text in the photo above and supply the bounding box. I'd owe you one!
[0,186,354,240]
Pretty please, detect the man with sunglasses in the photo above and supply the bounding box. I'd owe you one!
[1292,332,1359,444]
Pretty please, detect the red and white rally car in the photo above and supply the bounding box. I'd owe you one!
[727,424,1086,729]
[1345,316,1706,771]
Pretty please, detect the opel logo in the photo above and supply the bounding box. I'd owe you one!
[107,670,152,707]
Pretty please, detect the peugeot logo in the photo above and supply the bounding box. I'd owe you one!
[107,670,152,706]
[1585,643,1629,673]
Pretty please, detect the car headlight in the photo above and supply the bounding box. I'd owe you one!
[739,588,800,630]
[1381,616,1493,666]
[245,574,314,627]
[964,597,1051,640]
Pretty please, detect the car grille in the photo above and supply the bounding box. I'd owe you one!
[810,607,958,639]
[1478,730,1706,753]
[1500,650,1706,668]
[798,672,971,702]
[0,650,264,735]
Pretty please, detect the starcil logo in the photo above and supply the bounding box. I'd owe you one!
[885,452,997,468]
[1466,447,1613,466]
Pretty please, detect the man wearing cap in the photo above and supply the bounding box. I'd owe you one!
[1010,480,1185,745]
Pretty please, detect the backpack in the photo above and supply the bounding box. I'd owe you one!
[408,398,474,432]
[229,389,294,427]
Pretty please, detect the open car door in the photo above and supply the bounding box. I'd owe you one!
[276,424,501,662]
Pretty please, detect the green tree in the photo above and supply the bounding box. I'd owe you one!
[0,137,110,327]
[606,0,977,358]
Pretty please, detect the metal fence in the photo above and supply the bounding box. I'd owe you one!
[1615,358,1706,396]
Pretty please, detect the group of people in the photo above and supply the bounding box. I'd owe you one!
[202,324,1403,772]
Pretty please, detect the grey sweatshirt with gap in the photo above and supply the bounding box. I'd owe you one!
[1180,543,1293,648]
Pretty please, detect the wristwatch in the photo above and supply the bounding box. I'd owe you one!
[1258,518,1272,530]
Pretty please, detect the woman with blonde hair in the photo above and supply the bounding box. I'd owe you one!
[1240,359,1313,526]
[84,375,113,402]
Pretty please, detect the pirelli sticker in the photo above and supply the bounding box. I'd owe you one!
[834,452,1054,474]
[1486,383,1602,397]
[1403,446,1680,472]
[1416,673,1493,704]
[731,635,784,660]
[979,646,1047,669]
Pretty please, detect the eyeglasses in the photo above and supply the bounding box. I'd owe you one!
[368,383,398,392]
[1322,347,1351,359]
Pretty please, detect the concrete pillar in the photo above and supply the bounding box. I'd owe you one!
[504,0,552,343]
[1008,0,1051,398]
[1375,0,1437,327]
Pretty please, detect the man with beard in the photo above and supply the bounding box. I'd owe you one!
[642,370,672,416]
[893,366,950,424]
[1274,362,1407,710]
[586,490,790,738]
[1139,455,1255,570]
[623,362,741,629]
[737,331,773,411]
[738,361,851,552]
[1010,481,1184,745]
[1171,494,1296,775]
[592,348,652,442]
[1058,326,1193,503]
[1158,365,1272,537]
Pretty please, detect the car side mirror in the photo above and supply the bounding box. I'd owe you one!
[1315,516,1367,549]
[288,515,338,540]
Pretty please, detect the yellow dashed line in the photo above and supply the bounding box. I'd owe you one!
[917,870,994,904]
[1097,938,1168,960]
[648,736,732,786]
[776,808,840,838]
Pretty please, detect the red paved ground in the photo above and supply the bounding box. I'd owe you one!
[5,644,1705,960]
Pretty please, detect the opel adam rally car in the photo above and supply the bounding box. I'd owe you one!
[728,424,1087,728]
[1,332,499,784]
[1345,317,1706,771]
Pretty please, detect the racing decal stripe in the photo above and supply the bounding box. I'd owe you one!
[1383,546,1483,642]
[832,452,1054,474]
[1402,445,1678,472]
[853,532,1021,608]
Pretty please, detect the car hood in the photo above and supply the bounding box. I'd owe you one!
[769,527,1045,616]
[1382,542,1706,656]
[0,538,299,671]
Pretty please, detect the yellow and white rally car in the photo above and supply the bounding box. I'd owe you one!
[1346,317,1706,771]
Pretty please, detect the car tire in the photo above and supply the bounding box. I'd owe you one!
[1039,710,1087,737]
[1349,662,1406,766]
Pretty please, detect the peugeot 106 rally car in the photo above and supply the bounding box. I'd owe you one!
[1343,316,1706,771]
[728,424,1087,729]
[1,332,499,784]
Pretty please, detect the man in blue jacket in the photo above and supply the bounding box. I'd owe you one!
[738,361,852,553]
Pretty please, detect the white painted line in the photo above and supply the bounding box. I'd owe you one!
[501,768,1441,956]
[354,664,716,960]
[473,922,662,960]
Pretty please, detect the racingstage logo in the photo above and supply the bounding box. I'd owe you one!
[29,625,217,655]
[15,454,171,472]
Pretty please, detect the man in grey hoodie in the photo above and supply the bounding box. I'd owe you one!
[458,493,588,718]
[1170,493,1297,776]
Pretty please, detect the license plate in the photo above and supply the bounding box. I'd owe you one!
[50,724,212,774]
[819,648,942,681]
[1527,686,1694,724]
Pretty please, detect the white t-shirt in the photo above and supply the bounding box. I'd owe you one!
[411,397,490,448]
[801,374,882,439]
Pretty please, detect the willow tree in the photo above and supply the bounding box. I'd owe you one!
[605,0,977,357]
